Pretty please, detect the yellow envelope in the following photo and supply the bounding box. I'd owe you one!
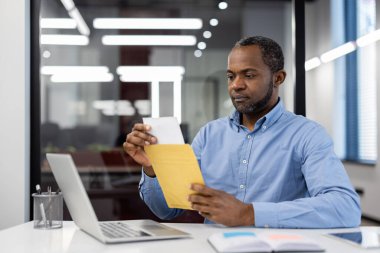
[144,144,205,209]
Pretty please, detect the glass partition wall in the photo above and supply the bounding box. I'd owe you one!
[35,0,293,221]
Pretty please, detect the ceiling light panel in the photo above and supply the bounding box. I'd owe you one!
[102,35,196,46]
[41,66,110,75]
[50,73,114,83]
[356,29,380,47]
[40,18,77,29]
[40,35,89,45]
[320,42,356,63]
[94,18,202,30]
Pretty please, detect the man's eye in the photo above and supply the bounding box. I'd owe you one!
[245,74,254,78]
[227,75,234,80]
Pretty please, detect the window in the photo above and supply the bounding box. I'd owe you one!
[305,0,377,164]
[345,0,377,163]
[33,0,293,220]
[357,0,377,162]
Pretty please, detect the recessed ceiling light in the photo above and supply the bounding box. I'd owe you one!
[194,50,202,57]
[218,2,228,10]
[203,31,212,39]
[42,50,51,58]
[197,42,207,50]
[210,18,219,26]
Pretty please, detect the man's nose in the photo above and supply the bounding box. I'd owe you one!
[231,76,246,90]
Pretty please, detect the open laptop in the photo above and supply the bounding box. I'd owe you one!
[46,153,190,244]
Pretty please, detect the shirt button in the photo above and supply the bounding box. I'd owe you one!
[247,135,251,139]
[239,184,245,189]
[263,125,267,130]
[242,160,247,164]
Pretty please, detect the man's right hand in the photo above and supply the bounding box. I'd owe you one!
[123,123,157,177]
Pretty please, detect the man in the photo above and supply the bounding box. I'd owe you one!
[124,36,361,228]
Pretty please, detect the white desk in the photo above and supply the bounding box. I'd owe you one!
[0,221,379,253]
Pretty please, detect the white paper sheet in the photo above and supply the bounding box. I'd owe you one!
[142,117,184,144]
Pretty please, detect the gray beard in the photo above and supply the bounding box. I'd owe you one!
[232,83,273,114]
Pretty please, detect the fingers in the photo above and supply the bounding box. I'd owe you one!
[129,131,156,145]
[132,123,150,132]
[188,194,209,205]
[126,124,157,146]
[123,141,143,155]
[190,183,221,197]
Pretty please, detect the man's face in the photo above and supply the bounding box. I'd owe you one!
[227,45,275,115]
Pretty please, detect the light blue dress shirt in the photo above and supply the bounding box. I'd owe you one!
[139,99,361,228]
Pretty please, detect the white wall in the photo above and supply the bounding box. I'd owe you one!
[0,0,30,230]
[306,0,380,221]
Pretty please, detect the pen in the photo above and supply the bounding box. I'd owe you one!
[36,184,41,195]
[40,202,47,228]
[48,186,52,227]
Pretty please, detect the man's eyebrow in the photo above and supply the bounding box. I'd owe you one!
[241,68,258,73]
[226,68,258,74]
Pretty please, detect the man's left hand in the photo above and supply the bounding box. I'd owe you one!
[188,183,255,227]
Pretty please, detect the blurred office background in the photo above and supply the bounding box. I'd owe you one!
[1,0,380,229]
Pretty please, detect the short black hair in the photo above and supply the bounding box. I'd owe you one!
[235,36,284,73]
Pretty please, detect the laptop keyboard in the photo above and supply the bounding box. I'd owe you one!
[100,222,150,239]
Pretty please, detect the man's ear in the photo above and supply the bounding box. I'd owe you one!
[273,70,286,87]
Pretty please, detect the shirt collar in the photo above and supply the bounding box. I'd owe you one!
[229,98,285,132]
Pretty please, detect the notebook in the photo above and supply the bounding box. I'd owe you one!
[208,231,325,252]
[46,153,190,244]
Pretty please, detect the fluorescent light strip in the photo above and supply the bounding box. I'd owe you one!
[94,18,202,30]
[306,30,380,71]
[59,0,90,36]
[134,100,151,115]
[320,42,356,63]
[304,57,321,71]
[60,0,75,11]
[356,29,380,47]
[93,100,135,116]
[41,35,89,45]
[102,35,196,46]
[68,8,90,36]
[41,66,109,75]
[40,18,77,29]
[50,73,114,83]
[117,66,185,82]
